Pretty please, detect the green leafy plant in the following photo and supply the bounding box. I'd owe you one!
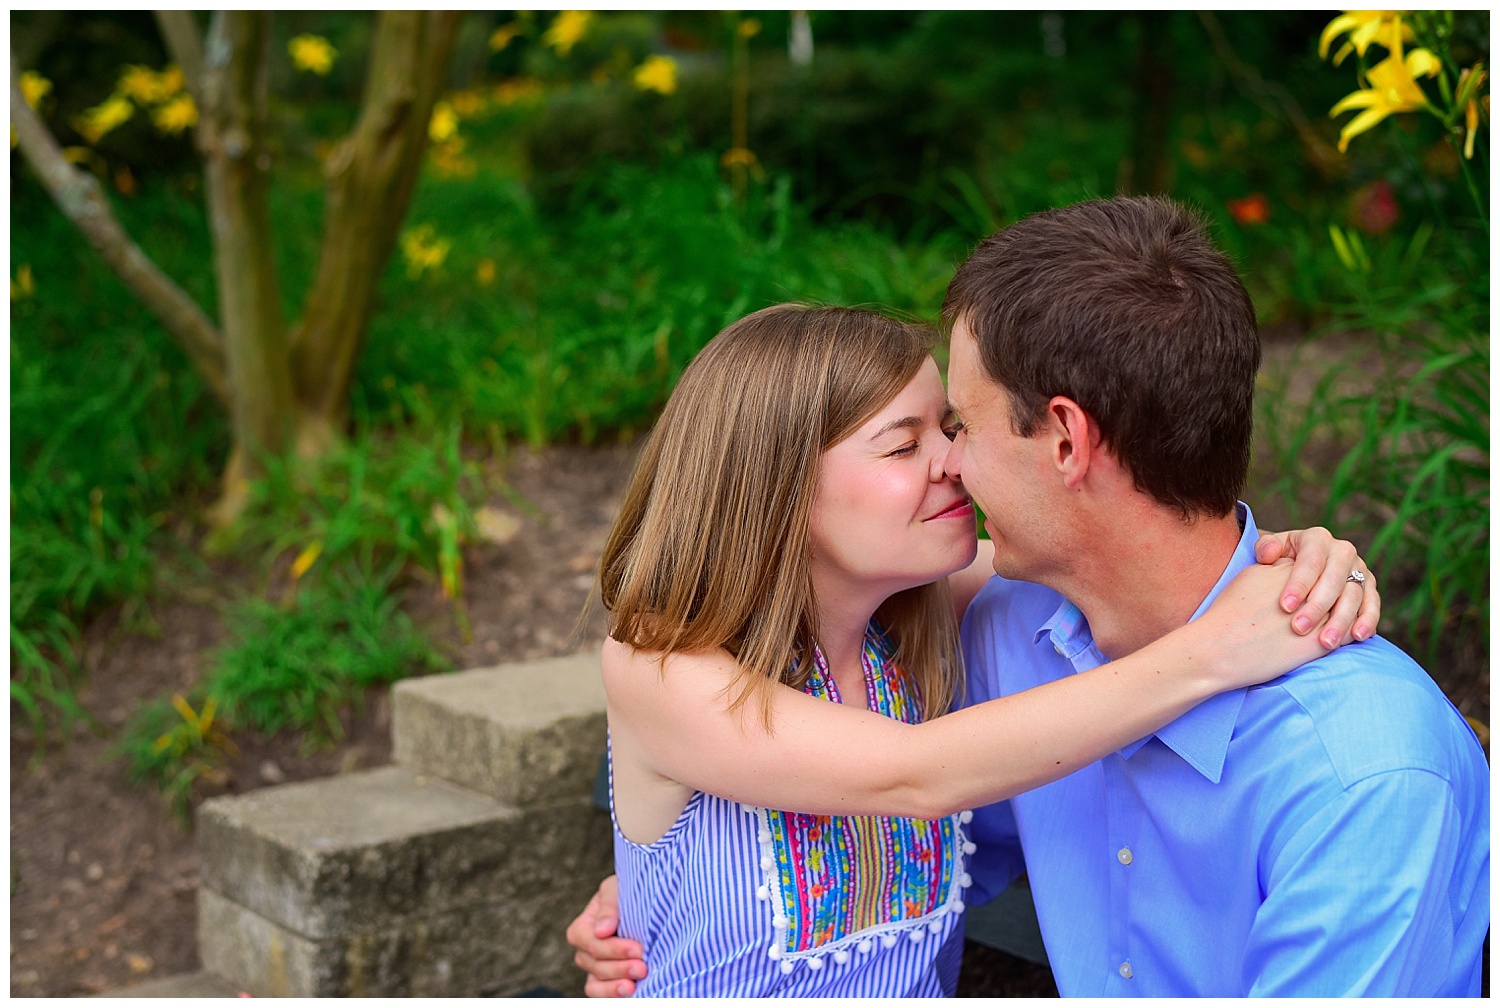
[1257,245,1487,659]
[114,692,239,824]
[208,563,449,744]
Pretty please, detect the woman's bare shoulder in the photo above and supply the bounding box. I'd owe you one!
[600,635,738,686]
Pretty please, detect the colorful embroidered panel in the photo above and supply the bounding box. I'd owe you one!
[759,624,963,956]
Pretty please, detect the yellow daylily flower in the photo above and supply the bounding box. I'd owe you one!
[152,93,198,134]
[1329,44,1441,151]
[400,225,451,278]
[721,147,759,169]
[75,93,135,143]
[1319,11,1413,67]
[20,71,52,109]
[118,64,183,105]
[429,101,459,142]
[632,55,678,95]
[494,77,543,106]
[449,89,486,117]
[1456,63,1487,159]
[288,34,337,76]
[11,264,35,301]
[490,22,522,52]
[289,542,323,581]
[542,10,592,57]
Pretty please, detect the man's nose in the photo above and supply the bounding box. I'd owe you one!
[943,432,964,480]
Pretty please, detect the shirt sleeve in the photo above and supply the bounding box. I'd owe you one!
[962,799,1025,908]
[1243,768,1468,996]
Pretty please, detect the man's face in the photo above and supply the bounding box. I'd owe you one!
[944,317,1062,581]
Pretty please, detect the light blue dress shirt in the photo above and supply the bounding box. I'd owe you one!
[961,503,1489,997]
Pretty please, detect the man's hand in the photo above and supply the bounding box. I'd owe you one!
[1255,527,1380,648]
[566,875,646,997]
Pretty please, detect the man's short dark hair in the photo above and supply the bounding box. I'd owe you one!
[942,196,1260,519]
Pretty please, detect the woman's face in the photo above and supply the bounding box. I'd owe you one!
[808,357,978,600]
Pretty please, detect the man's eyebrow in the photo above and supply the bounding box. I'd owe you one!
[868,415,923,440]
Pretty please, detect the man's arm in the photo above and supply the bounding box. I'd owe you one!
[564,876,646,998]
[1244,771,1483,996]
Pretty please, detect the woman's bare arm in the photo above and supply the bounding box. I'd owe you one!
[608,561,1360,823]
[947,527,1382,640]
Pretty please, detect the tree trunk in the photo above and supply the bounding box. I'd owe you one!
[197,11,295,519]
[14,11,464,523]
[1118,12,1176,196]
[9,55,230,406]
[290,10,461,459]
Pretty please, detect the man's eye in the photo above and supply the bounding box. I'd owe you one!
[942,421,966,441]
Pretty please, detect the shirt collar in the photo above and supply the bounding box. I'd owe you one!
[1032,502,1260,783]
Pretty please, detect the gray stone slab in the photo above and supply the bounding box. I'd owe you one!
[97,971,243,997]
[392,650,607,806]
[199,887,590,997]
[197,765,610,940]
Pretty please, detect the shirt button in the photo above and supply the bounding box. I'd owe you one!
[1117,847,1133,865]
[1119,961,1133,979]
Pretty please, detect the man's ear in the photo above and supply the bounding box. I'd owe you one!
[1046,396,1101,490]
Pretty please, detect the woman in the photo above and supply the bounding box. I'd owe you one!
[597,305,1371,996]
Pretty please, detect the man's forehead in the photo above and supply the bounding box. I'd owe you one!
[944,325,991,410]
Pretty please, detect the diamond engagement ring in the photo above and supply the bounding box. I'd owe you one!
[1347,570,1367,584]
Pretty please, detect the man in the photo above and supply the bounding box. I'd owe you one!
[568,197,1489,995]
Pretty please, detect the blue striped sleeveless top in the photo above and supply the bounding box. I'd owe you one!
[611,623,975,997]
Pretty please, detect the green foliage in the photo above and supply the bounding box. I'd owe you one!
[360,153,962,447]
[11,183,225,743]
[1257,230,1488,656]
[113,692,237,824]
[227,417,483,599]
[209,566,448,742]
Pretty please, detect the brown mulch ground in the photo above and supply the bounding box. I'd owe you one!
[8,432,1484,998]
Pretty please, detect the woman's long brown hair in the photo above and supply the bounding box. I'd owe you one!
[599,304,961,726]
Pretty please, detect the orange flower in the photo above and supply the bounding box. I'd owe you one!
[1226,193,1271,226]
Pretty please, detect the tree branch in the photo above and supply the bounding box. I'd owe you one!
[153,10,205,109]
[1195,11,1345,181]
[10,50,229,406]
[290,10,462,445]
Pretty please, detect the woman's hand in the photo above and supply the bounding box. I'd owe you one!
[565,875,644,997]
[1195,559,1366,691]
[1255,527,1379,647]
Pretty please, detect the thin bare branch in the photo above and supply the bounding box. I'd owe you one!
[10,50,229,405]
[153,11,205,108]
[1196,11,1345,181]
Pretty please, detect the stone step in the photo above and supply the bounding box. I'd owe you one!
[391,650,606,805]
[98,971,243,997]
[191,649,614,997]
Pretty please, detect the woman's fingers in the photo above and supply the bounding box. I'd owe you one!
[1352,564,1380,642]
[1288,536,1359,636]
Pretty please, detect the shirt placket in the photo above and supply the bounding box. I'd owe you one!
[1099,750,1139,993]
[1056,633,1139,995]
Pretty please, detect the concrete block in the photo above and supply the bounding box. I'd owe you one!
[391,651,607,806]
[99,971,243,997]
[197,765,611,941]
[199,886,591,997]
